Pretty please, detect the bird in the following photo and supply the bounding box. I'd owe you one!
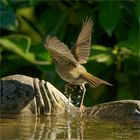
[44,17,112,114]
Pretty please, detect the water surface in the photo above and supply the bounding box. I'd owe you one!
[0,115,140,140]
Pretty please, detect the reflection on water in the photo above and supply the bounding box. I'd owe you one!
[0,115,140,140]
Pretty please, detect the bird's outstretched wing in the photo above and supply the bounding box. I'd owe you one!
[72,18,93,64]
[44,36,78,66]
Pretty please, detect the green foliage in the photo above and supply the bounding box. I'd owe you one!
[0,2,16,30]
[99,1,121,36]
[0,0,139,106]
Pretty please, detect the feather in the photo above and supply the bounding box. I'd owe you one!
[44,36,78,66]
[72,17,93,64]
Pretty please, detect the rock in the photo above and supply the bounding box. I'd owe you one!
[0,74,140,122]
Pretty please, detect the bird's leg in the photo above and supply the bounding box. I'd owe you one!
[79,84,86,115]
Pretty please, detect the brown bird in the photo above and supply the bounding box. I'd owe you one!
[44,18,112,113]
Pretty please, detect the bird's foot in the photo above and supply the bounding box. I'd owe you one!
[80,104,85,117]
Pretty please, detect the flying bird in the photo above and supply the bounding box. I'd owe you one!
[44,18,112,114]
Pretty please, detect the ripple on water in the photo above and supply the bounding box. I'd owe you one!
[0,115,140,140]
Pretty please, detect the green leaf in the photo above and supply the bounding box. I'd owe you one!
[30,43,51,62]
[0,35,49,65]
[0,35,31,53]
[99,1,121,36]
[117,39,139,56]
[128,20,139,41]
[116,20,139,56]
[89,45,113,64]
[115,19,129,42]
[9,0,39,8]
[36,8,69,39]
[0,2,17,30]
[124,56,140,76]
[117,85,134,99]
[21,16,44,39]
[135,0,140,22]
[52,12,69,39]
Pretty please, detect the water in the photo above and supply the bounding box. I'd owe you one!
[0,115,140,140]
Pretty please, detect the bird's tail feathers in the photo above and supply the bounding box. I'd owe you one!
[82,72,112,88]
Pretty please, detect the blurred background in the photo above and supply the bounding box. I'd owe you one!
[0,0,139,106]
